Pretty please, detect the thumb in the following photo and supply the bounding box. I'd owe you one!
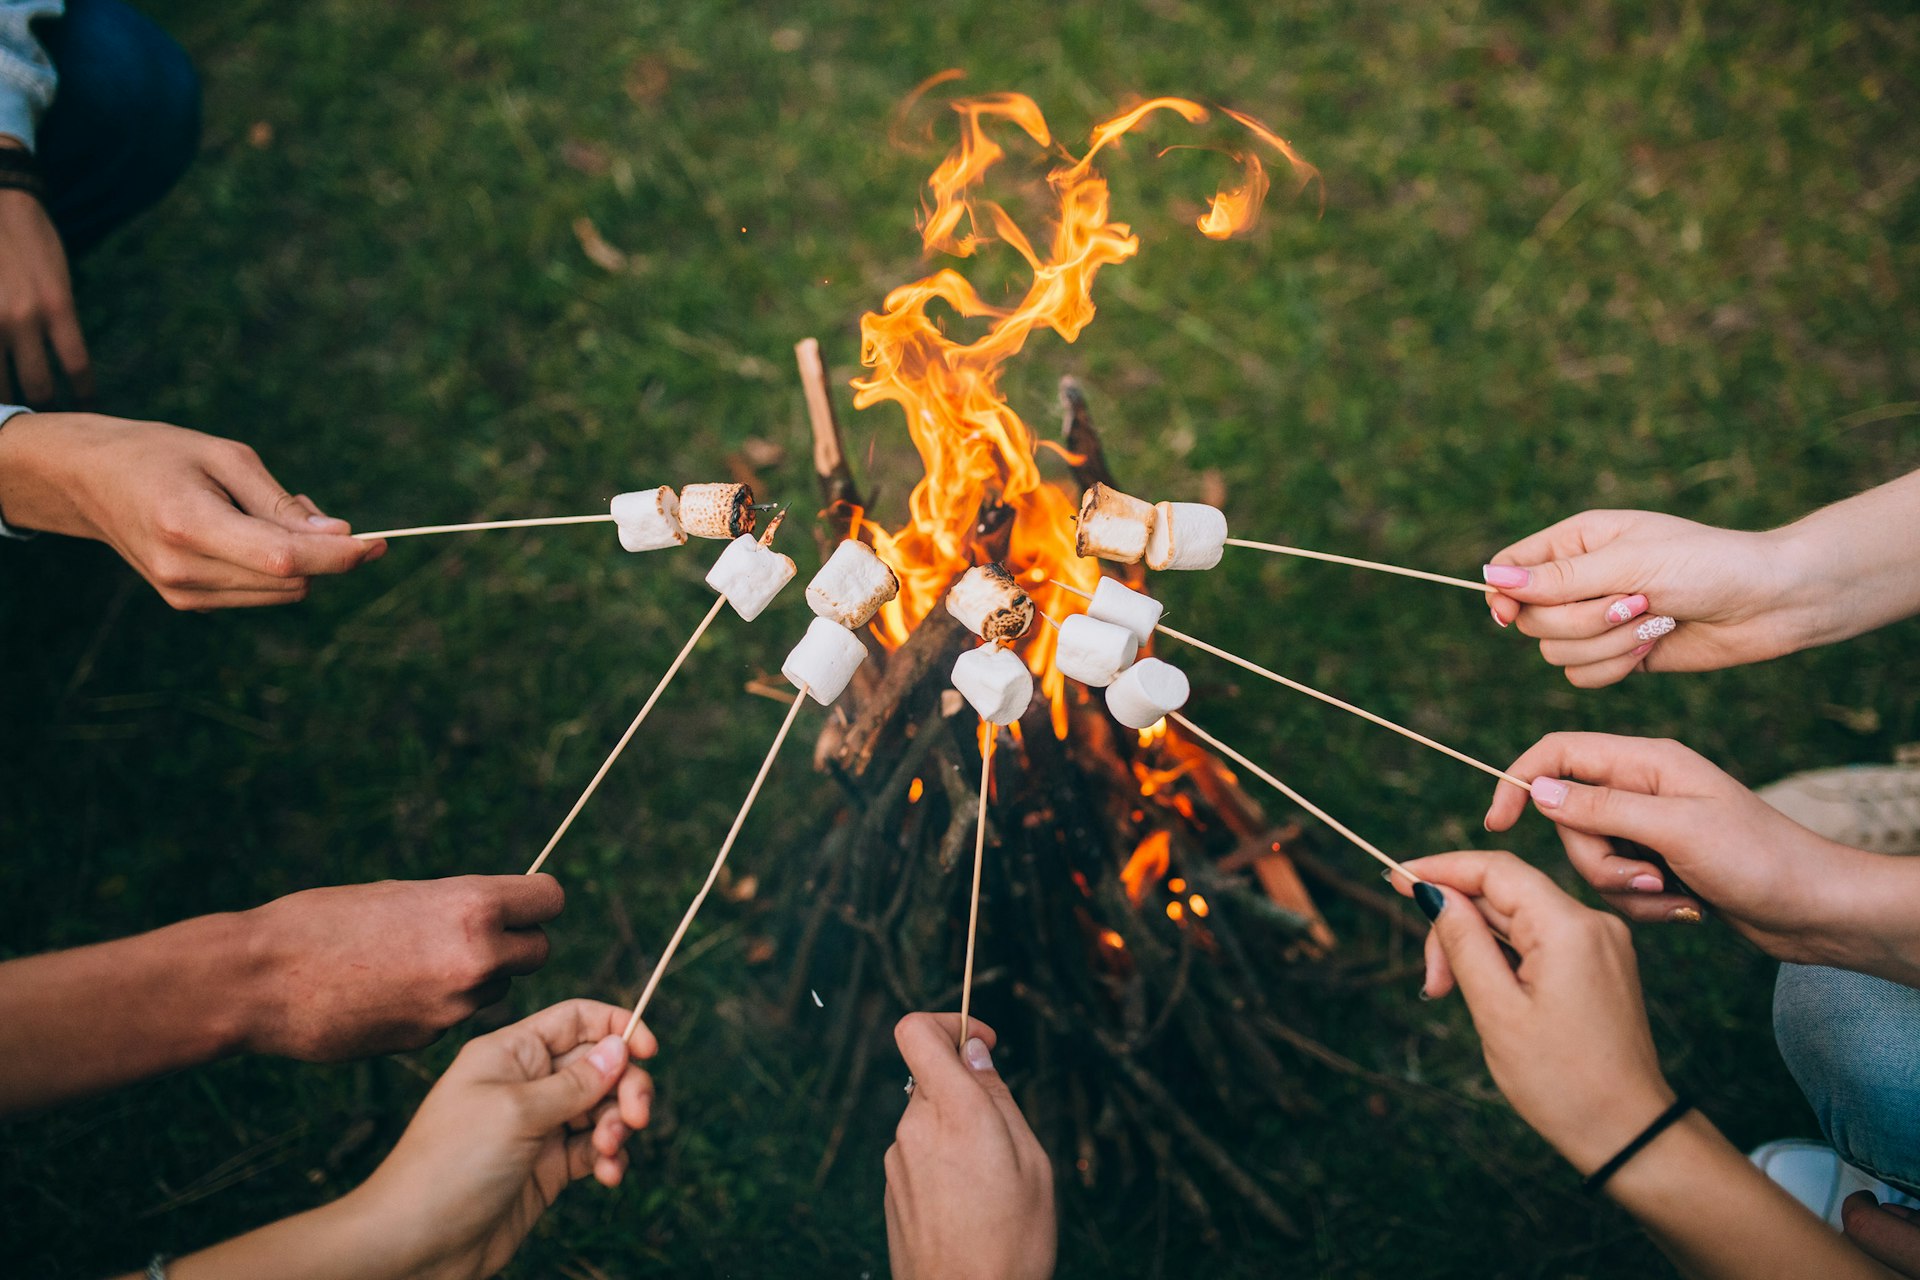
[518,1034,627,1131]
[1482,546,1632,606]
[961,1035,1030,1138]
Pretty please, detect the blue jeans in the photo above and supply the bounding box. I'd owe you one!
[1775,962,1920,1196]
[35,0,198,254]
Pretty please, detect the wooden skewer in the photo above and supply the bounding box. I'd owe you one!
[957,724,995,1051]
[1169,712,1421,882]
[353,514,614,540]
[1222,538,1489,593]
[524,595,728,876]
[623,685,810,1042]
[1048,580,1527,789]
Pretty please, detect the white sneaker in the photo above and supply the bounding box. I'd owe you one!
[1754,756,1920,855]
[1750,1138,1920,1226]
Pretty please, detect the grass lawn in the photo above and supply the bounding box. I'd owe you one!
[3,1,1917,1275]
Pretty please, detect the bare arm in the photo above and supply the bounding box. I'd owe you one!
[1782,468,1920,650]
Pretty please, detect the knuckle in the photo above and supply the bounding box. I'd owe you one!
[258,544,299,578]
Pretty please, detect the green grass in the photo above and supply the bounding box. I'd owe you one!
[3,1,1917,1275]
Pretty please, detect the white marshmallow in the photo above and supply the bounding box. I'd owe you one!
[806,539,900,629]
[1075,483,1157,563]
[1087,577,1164,645]
[944,563,1035,642]
[705,535,796,621]
[1055,613,1139,688]
[1105,658,1190,729]
[950,645,1034,725]
[610,486,685,553]
[1145,501,1228,571]
[679,482,756,540]
[781,616,869,705]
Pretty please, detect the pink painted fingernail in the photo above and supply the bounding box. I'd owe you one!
[1631,640,1655,657]
[587,1035,627,1075]
[1489,604,1509,629]
[1482,564,1529,589]
[1530,776,1570,808]
[1635,615,1676,642]
[1629,873,1664,893]
[963,1037,994,1071]
[1605,594,1649,625]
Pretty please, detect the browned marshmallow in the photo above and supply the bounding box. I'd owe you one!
[679,482,757,540]
[944,563,1035,642]
[1075,483,1157,563]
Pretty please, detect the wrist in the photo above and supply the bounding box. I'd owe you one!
[229,902,292,1058]
[1817,848,1920,984]
[1544,1077,1679,1177]
[0,412,98,537]
[1752,522,1834,656]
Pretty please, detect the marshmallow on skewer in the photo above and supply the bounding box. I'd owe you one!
[679,483,757,540]
[1055,613,1140,688]
[806,539,900,629]
[945,563,1035,642]
[1087,577,1164,645]
[950,644,1034,726]
[1075,483,1157,564]
[1105,657,1190,729]
[705,534,796,621]
[1145,501,1228,572]
[610,486,685,553]
[782,617,868,705]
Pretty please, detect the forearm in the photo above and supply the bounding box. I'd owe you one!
[117,1191,407,1280]
[1822,848,1920,988]
[1775,469,1920,650]
[0,409,93,535]
[1607,1113,1889,1280]
[0,910,264,1114]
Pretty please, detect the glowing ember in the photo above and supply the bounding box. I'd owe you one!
[853,84,1317,738]
[1120,829,1172,904]
[907,776,925,803]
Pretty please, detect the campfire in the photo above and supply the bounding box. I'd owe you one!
[758,88,1374,1240]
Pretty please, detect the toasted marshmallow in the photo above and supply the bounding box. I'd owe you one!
[806,539,900,630]
[610,486,685,553]
[950,645,1034,726]
[781,617,868,705]
[1144,501,1227,571]
[1104,657,1190,729]
[1055,613,1139,688]
[705,535,796,621]
[679,482,756,540]
[1075,483,1157,563]
[944,563,1035,642]
[1086,577,1164,645]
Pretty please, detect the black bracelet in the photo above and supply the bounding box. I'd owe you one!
[0,147,48,204]
[1581,1096,1694,1195]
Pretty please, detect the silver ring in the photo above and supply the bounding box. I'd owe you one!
[903,1075,916,1097]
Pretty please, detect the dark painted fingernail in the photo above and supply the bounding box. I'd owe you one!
[1417,988,1433,1002]
[1380,869,1393,883]
[1413,882,1445,921]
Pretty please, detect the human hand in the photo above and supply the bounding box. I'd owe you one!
[347,999,657,1280]
[240,876,564,1061]
[885,1013,1056,1280]
[0,181,91,405]
[1843,1192,1920,1278]
[0,412,382,608]
[1482,509,1818,687]
[1486,733,1879,970]
[1391,850,1676,1175]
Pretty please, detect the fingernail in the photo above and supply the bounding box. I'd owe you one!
[587,1035,626,1075]
[1669,906,1702,925]
[307,514,334,527]
[1530,776,1570,808]
[1489,604,1509,629]
[1482,564,1529,589]
[1605,594,1649,625]
[1634,615,1676,642]
[1417,988,1433,1002]
[1631,641,1654,657]
[1629,873,1664,893]
[1380,868,1394,883]
[963,1037,993,1071]
[1413,882,1445,921]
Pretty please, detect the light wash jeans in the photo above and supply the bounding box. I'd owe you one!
[1775,962,1920,1195]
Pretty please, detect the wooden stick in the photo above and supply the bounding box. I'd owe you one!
[1223,538,1488,593]
[1169,713,1421,883]
[1048,580,1526,789]
[354,513,614,541]
[624,686,810,1041]
[957,723,995,1050]
[525,595,728,876]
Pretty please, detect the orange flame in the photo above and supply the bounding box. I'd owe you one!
[855,89,1316,737]
[1120,830,1172,905]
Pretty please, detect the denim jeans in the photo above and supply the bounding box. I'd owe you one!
[1775,962,1920,1196]
[35,0,198,254]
